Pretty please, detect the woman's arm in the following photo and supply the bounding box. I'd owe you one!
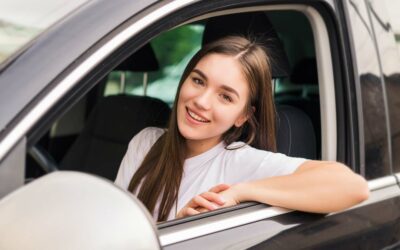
[229,161,369,213]
[176,161,369,218]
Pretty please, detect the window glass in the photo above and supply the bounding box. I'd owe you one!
[346,0,391,179]
[0,0,89,65]
[267,11,316,95]
[104,24,204,106]
[369,0,400,173]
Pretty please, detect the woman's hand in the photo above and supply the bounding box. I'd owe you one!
[216,185,241,208]
[177,184,237,219]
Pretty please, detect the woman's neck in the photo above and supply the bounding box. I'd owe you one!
[185,137,222,158]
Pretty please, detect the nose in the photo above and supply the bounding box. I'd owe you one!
[193,89,212,110]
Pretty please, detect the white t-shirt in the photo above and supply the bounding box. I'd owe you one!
[114,127,307,220]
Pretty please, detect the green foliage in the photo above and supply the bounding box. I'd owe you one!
[104,24,204,103]
[151,25,203,68]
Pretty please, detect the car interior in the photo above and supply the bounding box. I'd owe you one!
[25,9,320,214]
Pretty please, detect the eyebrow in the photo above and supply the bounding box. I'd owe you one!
[192,69,240,99]
[192,69,208,81]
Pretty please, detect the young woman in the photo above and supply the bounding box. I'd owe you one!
[115,36,369,222]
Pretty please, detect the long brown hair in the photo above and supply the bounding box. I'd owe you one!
[128,36,276,221]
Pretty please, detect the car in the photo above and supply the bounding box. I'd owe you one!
[0,0,400,249]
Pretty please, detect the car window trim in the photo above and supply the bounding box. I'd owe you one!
[365,1,393,173]
[159,204,293,247]
[339,0,366,174]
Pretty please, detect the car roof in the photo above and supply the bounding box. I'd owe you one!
[0,0,156,134]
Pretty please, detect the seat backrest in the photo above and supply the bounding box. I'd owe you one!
[276,105,317,159]
[60,94,170,180]
[59,42,170,180]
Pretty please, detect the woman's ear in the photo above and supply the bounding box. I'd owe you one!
[234,106,255,127]
[234,115,247,127]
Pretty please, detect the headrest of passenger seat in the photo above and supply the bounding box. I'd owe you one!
[290,58,318,85]
[115,43,159,71]
[202,12,290,78]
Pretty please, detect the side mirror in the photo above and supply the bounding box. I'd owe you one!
[0,171,160,250]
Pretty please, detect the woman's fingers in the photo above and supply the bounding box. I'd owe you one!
[186,207,200,216]
[191,194,219,210]
[197,207,209,213]
[209,183,230,193]
[177,185,233,219]
[177,207,200,218]
[188,186,230,208]
[200,191,226,206]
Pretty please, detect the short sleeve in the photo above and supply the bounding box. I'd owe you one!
[251,152,307,179]
[114,127,165,190]
[224,144,307,184]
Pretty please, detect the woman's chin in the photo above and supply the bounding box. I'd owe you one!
[178,127,205,141]
[178,129,200,140]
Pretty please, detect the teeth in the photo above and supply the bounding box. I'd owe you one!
[188,109,209,122]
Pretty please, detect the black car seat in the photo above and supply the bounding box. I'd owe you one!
[277,57,320,158]
[59,43,171,180]
[276,105,316,158]
[202,12,316,159]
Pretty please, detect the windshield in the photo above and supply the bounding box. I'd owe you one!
[0,0,90,65]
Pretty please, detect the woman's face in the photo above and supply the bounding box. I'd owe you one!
[177,53,250,148]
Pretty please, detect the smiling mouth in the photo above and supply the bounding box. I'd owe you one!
[186,107,210,123]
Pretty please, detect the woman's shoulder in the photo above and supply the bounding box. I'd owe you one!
[128,127,166,148]
[222,141,270,164]
[225,141,265,154]
[137,127,166,138]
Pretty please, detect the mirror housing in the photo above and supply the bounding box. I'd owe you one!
[0,171,160,250]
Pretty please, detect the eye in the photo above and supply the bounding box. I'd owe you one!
[220,93,233,103]
[192,77,204,86]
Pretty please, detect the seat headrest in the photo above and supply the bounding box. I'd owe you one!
[115,43,159,71]
[202,12,290,78]
[290,58,318,85]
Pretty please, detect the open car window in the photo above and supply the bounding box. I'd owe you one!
[25,7,324,224]
[104,24,204,106]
